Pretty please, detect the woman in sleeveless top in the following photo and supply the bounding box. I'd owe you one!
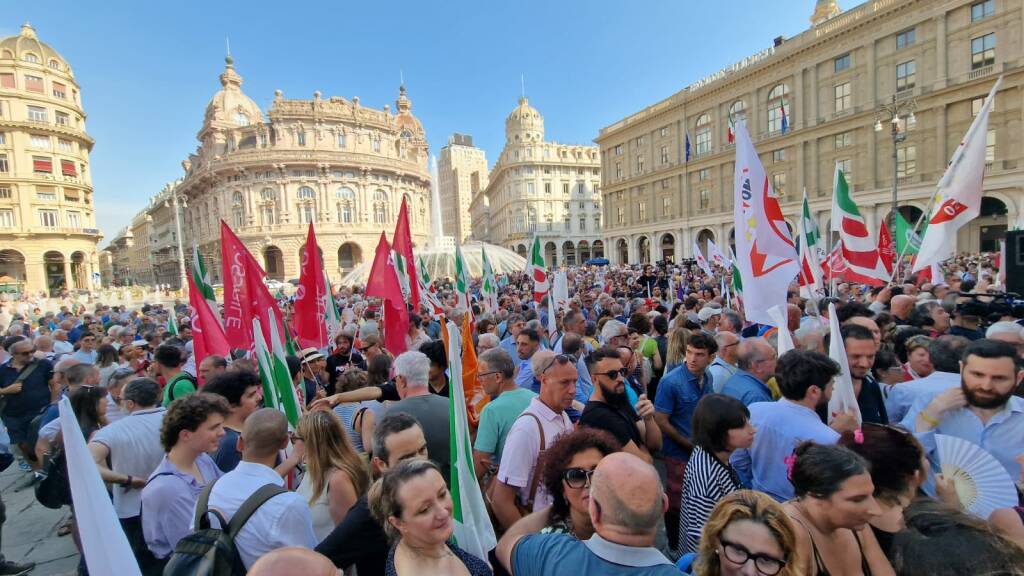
[783,442,894,576]
[693,490,801,576]
[295,411,370,541]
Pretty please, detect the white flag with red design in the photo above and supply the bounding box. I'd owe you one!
[914,77,1002,271]
[706,239,729,269]
[692,242,713,277]
[732,121,800,325]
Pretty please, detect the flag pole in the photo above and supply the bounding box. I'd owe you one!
[889,182,941,285]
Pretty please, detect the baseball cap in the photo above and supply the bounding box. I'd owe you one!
[698,307,722,322]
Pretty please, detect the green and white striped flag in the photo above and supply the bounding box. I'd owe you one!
[166,311,178,335]
[322,270,342,344]
[253,315,301,428]
[481,247,498,313]
[417,255,432,290]
[446,320,496,562]
[454,244,470,313]
[191,245,218,313]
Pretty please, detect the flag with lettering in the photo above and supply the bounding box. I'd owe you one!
[914,77,1003,271]
[220,221,259,352]
[294,223,328,349]
[392,197,421,311]
[365,232,409,355]
[187,271,230,382]
[878,221,896,277]
[732,120,799,325]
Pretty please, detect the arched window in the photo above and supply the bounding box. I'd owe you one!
[400,130,413,140]
[23,53,38,64]
[695,113,712,156]
[1,50,12,59]
[336,187,355,224]
[235,111,250,127]
[373,189,389,224]
[768,84,790,133]
[297,186,315,200]
[260,187,276,202]
[728,100,746,141]
[48,59,60,70]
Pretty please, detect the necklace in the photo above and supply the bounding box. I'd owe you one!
[399,540,453,561]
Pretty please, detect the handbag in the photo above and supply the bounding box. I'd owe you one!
[35,448,71,509]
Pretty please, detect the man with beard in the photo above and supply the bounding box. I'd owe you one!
[325,330,365,395]
[822,324,888,424]
[906,339,1024,483]
[731,349,858,502]
[580,347,662,463]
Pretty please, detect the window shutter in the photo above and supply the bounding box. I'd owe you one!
[61,160,76,176]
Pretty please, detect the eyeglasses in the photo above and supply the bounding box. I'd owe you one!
[719,538,787,575]
[541,354,573,374]
[595,368,628,380]
[359,343,377,352]
[16,349,36,356]
[476,371,500,379]
[562,467,595,489]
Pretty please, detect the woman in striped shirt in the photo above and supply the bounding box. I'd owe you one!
[677,394,756,556]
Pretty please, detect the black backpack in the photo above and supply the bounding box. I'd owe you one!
[161,477,286,576]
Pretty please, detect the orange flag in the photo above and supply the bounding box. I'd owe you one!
[461,312,488,428]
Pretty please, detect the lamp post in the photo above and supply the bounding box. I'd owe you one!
[166,191,188,293]
[874,94,917,244]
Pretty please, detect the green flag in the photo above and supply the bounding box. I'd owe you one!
[481,248,498,313]
[166,311,178,335]
[895,211,926,255]
[191,245,218,311]
[252,317,280,413]
[454,244,470,313]
[731,260,743,293]
[254,315,301,428]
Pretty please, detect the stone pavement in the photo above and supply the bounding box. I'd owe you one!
[1,464,79,575]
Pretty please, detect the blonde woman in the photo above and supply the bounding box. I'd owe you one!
[694,490,803,576]
[665,327,690,373]
[295,410,370,540]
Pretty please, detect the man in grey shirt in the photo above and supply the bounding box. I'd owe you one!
[381,350,451,485]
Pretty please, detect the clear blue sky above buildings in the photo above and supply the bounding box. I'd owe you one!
[10,0,815,240]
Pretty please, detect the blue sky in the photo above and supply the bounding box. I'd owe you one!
[10,0,815,240]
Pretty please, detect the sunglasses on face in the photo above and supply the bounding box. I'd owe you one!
[562,467,595,489]
[595,368,628,380]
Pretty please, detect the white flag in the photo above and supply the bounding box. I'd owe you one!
[706,239,728,268]
[60,397,143,576]
[693,242,713,277]
[826,303,862,426]
[732,121,800,325]
[915,77,1003,271]
[766,305,795,356]
[552,271,570,312]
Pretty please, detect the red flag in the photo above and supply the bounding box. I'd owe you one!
[391,198,421,312]
[294,224,328,349]
[220,221,258,352]
[187,272,230,384]
[366,232,409,356]
[823,244,885,286]
[878,221,895,276]
[244,254,286,348]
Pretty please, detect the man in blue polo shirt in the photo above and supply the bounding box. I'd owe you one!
[653,331,716,551]
[722,337,777,406]
[497,452,675,575]
[0,338,54,465]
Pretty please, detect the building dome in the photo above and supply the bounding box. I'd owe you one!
[202,56,263,130]
[505,96,545,143]
[394,85,424,138]
[0,23,72,75]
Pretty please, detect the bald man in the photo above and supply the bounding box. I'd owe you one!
[722,337,777,406]
[891,294,915,324]
[497,452,676,574]
[248,547,335,576]
[203,409,316,569]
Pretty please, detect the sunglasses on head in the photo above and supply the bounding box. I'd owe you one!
[541,354,573,374]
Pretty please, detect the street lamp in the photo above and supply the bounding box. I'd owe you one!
[875,94,917,244]
[165,191,188,293]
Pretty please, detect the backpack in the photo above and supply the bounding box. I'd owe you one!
[162,477,286,576]
[166,372,198,403]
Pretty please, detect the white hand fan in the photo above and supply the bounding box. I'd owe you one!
[934,434,1018,519]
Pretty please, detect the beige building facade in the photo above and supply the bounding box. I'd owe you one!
[177,57,432,284]
[438,133,487,243]
[0,24,101,295]
[471,97,604,267]
[597,0,1024,265]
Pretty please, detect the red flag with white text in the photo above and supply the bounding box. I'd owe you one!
[366,232,409,356]
[294,224,328,349]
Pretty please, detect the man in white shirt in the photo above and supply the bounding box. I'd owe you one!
[202,408,316,569]
[88,378,166,572]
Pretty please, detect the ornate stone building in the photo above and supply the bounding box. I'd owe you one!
[438,133,487,243]
[470,97,604,267]
[598,0,1024,265]
[0,24,101,295]
[177,57,432,283]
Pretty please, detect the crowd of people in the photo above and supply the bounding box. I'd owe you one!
[0,250,1020,575]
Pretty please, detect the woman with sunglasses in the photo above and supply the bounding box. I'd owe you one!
[677,394,755,556]
[532,427,621,539]
[693,490,801,576]
[783,442,894,576]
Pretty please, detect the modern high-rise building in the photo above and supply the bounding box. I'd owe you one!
[471,97,604,267]
[0,23,101,295]
[176,57,432,284]
[597,0,1023,265]
[438,133,487,243]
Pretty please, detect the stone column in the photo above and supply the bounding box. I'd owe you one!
[866,40,877,105]
[649,236,658,264]
[63,257,73,291]
[936,103,947,171]
[936,13,948,86]
[627,236,637,264]
[793,70,804,130]
[810,64,819,127]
